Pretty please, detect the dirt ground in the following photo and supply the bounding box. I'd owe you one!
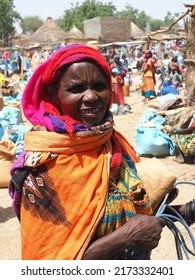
[0,90,195,260]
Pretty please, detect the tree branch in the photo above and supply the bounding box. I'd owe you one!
[184,59,195,64]
[146,8,191,37]
[147,35,186,42]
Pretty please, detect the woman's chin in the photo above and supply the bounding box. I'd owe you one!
[82,117,102,127]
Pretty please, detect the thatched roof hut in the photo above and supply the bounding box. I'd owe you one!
[29,17,67,47]
[67,25,84,38]
[131,22,145,39]
[12,32,31,49]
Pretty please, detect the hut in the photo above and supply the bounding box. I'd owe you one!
[64,25,97,46]
[130,22,145,40]
[29,17,67,48]
[12,32,31,49]
[84,17,131,44]
[67,25,84,38]
[65,24,85,45]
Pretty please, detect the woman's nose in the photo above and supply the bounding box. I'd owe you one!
[82,89,98,103]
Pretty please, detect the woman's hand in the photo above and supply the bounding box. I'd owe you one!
[82,214,165,260]
[120,215,165,250]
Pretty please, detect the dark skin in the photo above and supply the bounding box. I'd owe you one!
[36,60,194,259]
[83,215,165,260]
[50,61,165,259]
[53,61,110,127]
[173,125,195,135]
[36,61,191,259]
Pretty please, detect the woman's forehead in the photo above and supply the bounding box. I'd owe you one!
[63,61,107,77]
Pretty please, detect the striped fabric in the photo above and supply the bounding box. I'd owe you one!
[95,153,152,238]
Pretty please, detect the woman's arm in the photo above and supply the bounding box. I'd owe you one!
[82,215,165,260]
[173,126,195,134]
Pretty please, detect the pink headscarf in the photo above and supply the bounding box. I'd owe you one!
[22,44,113,132]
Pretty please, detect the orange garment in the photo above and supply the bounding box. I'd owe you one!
[20,128,139,260]
[141,57,156,98]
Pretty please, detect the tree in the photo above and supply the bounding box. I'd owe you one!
[116,4,180,32]
[58,1,182,37]
[164,11,180,26]
[0,0,21,46]
[136,11,151,31]
[116,4,150,31]
[20,16,44,35]
[60,0,116,32]
[149,19,164,31]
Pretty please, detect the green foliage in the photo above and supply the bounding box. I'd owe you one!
[108,3,156,31]
[149,12,180,32]
[149,19,164,31]
[116,4,180,32]
[135,11,151,31]
[0,0,182,47]
[20,16,44,34]
[58,1,180,34]
[0,0,21,44]
[116,4,142,26]
[164,11,179,26]
[60,0,116,32]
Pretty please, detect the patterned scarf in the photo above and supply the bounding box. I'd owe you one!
[9,44,152,260]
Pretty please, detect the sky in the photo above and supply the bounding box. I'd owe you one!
[14,0,195,21]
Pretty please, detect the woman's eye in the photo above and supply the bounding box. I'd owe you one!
[93,82,108,92]
[67,84,85,93]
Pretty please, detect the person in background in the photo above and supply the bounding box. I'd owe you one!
[170,111,195,164]
[169,65,183,90]
[168,54,179,75]
[110,55,126,109]
[155,68,163,96]
[141,50,156,102]
[2,51,9,71]
[160,79,179,96]
[0,68,5,85]
[120,53,131,97]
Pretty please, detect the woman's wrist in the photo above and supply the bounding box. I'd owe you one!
[83,225,134,260]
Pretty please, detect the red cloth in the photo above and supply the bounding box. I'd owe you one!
[22,44,113,132]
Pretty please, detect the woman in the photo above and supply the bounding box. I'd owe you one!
[141,50,156,101]
[110,55,126,107]
[160,79,179,96]
[171,112,195,164]
[155,67,163,95]
[9,44,187,260]
[169,66,183,90]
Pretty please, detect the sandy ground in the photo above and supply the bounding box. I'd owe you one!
[0,90,195,260]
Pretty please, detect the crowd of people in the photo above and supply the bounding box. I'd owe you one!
[0,41,194,167]
[0,40,186,104]
[0,48,54,78]
[99,40,185,107]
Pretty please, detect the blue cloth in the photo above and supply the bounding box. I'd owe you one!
[160,80,179,95]
[139,109,165,127]
[135,125,175,157]
[2,124,30,156]
[135,109,175,157]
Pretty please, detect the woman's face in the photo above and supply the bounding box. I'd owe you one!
[54,61,110,127]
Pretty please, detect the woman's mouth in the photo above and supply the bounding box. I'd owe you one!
[81,108,100,116]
